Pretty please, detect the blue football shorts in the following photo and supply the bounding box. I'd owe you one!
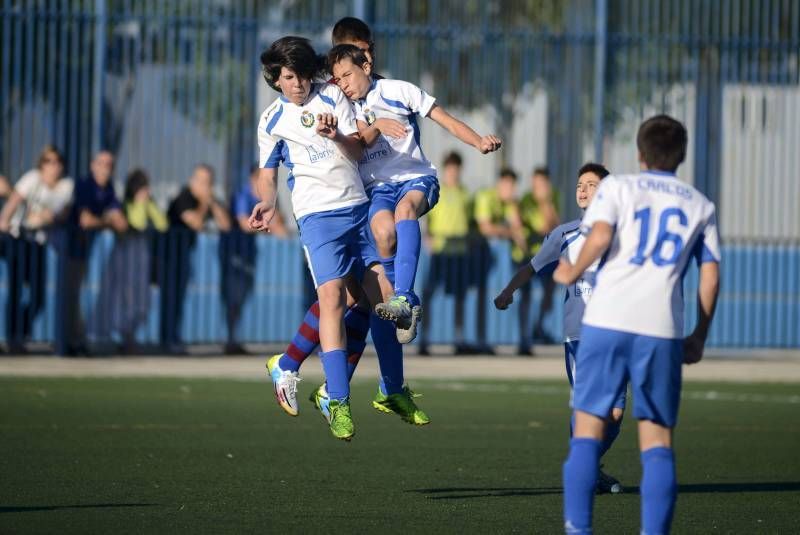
[297,202,377,287]
[572,325,682,427]
[367,175,440,221]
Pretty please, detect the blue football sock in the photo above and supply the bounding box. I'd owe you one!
[279,301,321,372]
[319,349,349,400]
[380,255,396,287]
[641,447,677,535]
[563,437,601,534]
[370,314,404,395]
[394,219,421,302]
[344,306,370,380]
[278,353,301,373]
[600,418,622,457]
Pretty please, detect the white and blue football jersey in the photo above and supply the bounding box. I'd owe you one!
[531,220,599,342]
[352,79,438,188]
[580,171,721,339]
[257,83,367,219]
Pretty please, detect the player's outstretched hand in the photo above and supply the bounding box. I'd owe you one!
[683,332,705,365]
[248,201,276,233]
[316,113,338,139]
[494,290,514,310]
[553,258,575,285]
[374,118,408,139]
[478,135,502,154]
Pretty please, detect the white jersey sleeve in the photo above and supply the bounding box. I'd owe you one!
[531,220,581,274]
[692,209,721,264]
[393,80,437,117]
[258,102,283,169]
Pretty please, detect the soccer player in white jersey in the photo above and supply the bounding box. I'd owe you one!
[249,36,394,441]
[494,163,624,494]
[328,44,502,343]
[553,115,721,534]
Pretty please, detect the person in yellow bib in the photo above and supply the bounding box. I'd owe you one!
[518,166,561,351]
[419,152,472,355]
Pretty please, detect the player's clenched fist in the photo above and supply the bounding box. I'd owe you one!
[316,113,339,139]
[478,135,502,154]
[494,290,514,310]
[249,201,277,232]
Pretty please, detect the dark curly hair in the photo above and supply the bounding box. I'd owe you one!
[260,36,326,91]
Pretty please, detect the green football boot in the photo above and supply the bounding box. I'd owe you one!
[328,398,355,441]
[372,385,430,425]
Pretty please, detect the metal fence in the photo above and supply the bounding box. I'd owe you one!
[0,231,797,350]
[1,0,798,352]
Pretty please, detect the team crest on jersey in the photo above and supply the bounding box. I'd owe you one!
[363,108,377,125]
[300,110,315,128]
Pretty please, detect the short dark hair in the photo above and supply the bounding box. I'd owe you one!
[260,36,325,91]
[124,168,150,202]
[499,168,518,181]
[442,151,463,168]
[327,44,370,74]
[533,166,549,177]
[577,162,610,179]
[332,17,374,50]
[636,114,688,172]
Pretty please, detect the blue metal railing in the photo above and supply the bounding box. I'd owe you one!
[0,231,796,350]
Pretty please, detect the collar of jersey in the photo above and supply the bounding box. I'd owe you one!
[357,79,379,105]
[642,169,676,178]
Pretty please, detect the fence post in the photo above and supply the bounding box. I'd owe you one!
[592,0,608,163]
[92,0,106,154]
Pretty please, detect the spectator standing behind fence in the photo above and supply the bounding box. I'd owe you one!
[517,166,561,350]
[0,146,74,353]
[474,168,528,354]
[94,169,167,353]
[61,150,128,356]
[161,164,231,352]
[418,151,474,355]
[220,165,287,354]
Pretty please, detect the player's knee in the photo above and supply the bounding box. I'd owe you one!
[316,282,345,312]
[394,200,418,221]
[371,224,397,252]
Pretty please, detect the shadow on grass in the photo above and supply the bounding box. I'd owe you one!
[408,487,562,499]
[409,482,800,500]
[0,503,157,514]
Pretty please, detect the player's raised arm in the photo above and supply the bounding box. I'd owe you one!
[427,105,501,154]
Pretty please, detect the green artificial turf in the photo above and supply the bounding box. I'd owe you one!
[1,377,798,533]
